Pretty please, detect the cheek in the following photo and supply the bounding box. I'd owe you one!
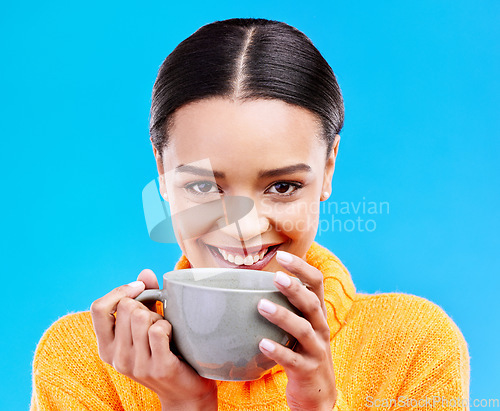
[168,192,226,243]
[271,200,321,239]
[181,238,215,268]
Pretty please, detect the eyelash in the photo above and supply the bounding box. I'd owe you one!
[184,181,304,197]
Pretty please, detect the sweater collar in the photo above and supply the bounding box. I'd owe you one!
[174,241,356,340]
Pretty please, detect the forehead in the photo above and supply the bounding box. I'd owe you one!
[162,97,326,173]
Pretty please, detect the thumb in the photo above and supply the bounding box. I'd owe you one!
[137,268,159,289]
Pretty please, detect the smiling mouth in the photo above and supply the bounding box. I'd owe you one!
[204,243,283,270]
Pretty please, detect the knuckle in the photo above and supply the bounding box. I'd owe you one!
[307,297,322,314]
[130,307,151,324]
[112,352,132,375]
[320,328,331,342]
[90,299,105,316]
[311,272,323,289]
[116,297,135,314]
[91,286,130,315]
[97,345,112,364]
[113,361,131,376]
[297,322,315,341]
[285,352,301,369]
[146,308,164,321]
[151,312,164,322]
[148,320,171,340]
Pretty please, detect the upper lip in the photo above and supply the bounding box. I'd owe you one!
[204,242,282,256]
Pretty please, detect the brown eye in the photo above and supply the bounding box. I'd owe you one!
[197,182,213,192]
[185,181,220,195]
[267,182,303,196]
[275,183,291,193]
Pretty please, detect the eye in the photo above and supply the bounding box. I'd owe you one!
[185,181,221,195]
[266,182,303,196]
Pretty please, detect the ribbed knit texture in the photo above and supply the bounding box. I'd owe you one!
[30,242,470,410]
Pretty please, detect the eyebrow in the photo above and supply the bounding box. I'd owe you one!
[175,163,312,179]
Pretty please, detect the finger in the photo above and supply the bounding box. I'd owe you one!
[148,320,203,384]
[114,297,139,348]
[147,320,180,379]
[273,271,330,340]
[136,269,161,311]
[148,319,173,360]
[113,297,149,375]
[137,269,160,289]
[90,281,146,347]
[258,298,322,354]
[258,338,304,373]
[130,306,163,365]
[275,251,327,318]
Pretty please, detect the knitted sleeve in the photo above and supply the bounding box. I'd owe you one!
[393,297,470,410]
[333,293,470,410]
[30,312,116,410]
[30,311,161,411]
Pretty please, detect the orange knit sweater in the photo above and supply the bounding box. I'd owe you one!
[30,242,470,410]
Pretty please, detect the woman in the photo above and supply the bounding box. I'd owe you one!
[31,18,470,410]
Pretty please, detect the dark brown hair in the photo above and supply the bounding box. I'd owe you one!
[150,18,344,158]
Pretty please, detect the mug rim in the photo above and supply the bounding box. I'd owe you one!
[163,267,288,293]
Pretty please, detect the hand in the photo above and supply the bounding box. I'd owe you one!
[257,251,337,411]
[90,269,218,410]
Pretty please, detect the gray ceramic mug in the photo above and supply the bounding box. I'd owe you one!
[135,268,300,381]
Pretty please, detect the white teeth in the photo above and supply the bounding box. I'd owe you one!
[216,246,271,266]
[243,255,254,265]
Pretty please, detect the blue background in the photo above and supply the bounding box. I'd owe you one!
[1,1,498,409]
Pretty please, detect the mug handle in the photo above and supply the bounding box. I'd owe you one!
[135,289,167,312]
[134,289,181,355]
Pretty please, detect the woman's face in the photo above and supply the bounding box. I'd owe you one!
[152,97,339,275]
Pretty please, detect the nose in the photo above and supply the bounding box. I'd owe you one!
[217,197,270,245]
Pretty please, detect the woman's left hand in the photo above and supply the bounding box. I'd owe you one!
[257,250,337,411]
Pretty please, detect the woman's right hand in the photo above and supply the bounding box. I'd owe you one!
[90,269,218,411]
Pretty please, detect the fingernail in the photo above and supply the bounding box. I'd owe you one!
[258,299,277,314]
[275,271,291,288]
[259,338,275,352]
[276,250,293,263]
[127,280,144,288]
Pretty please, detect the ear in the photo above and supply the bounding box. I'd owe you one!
[151,137,168,201]
[321,134,340,201]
